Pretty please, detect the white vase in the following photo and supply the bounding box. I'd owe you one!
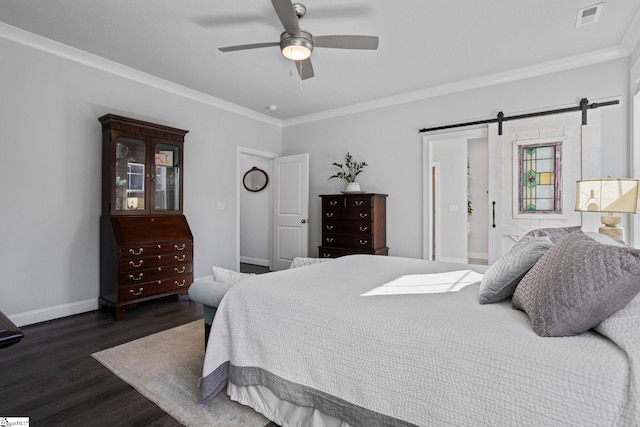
[345,182,361,192]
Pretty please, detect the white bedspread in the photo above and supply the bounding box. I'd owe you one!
[201,255,636,426]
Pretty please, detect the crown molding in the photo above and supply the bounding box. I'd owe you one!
[0,22,283,128]
[622,6,640,55]
[0,22,630,129]
[283,46,629,127]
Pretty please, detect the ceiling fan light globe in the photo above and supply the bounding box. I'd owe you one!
[282,45,311,60]
[280,30,313,61]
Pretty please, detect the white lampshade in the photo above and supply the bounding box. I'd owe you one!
[575,178,639,214]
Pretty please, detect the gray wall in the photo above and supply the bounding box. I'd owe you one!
[0,36,282,324]
[282,58,631,260]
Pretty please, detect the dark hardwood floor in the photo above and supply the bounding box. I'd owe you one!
[0,296,204,426]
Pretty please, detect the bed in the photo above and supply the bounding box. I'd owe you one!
[201,231,640,426]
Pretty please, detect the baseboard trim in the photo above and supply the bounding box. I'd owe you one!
[437,257,469,264]
[9,298,99,327]
[240,256,270,267]
[468,251,489,260]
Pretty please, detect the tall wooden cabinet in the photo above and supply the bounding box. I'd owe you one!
[319,193,388,258]
[98,114,193,320]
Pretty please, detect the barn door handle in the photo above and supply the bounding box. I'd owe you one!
[492,201,496,228]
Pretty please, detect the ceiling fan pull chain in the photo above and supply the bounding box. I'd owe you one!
[298,62,303,91]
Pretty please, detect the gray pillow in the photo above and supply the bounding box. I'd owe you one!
[478,236,553,304]
[519,225,581,243]
[512,230,640,337]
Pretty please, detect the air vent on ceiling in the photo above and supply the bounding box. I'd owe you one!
[576,3,603,27]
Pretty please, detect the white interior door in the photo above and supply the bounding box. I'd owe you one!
[487,110,601,263]
[272,153,310,271]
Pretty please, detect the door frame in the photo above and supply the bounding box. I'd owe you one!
[236,146,278,272]
[633,89,640,247]
[423,127,488,261]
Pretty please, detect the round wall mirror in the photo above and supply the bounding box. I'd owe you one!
[243,166,269,192]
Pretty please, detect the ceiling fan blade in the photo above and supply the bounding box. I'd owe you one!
[313,35,379,50]
[219,42,279,52]
[271,0,300,34]
[296,58,314,80]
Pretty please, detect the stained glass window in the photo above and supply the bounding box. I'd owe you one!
[518,141,562,214]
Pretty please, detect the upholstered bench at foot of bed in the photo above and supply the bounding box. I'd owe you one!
[191,258,331,347]
[188,276,233,346]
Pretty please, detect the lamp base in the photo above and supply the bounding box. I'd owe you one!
[599,214,624,242]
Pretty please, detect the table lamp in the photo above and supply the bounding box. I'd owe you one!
[575,178,639,241]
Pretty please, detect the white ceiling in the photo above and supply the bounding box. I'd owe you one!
[1,0,639,121]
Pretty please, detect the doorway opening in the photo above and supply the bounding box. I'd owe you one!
[236,147,277,273]
[423,128,488,264]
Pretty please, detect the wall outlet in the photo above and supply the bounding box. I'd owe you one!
[216,202,224,211]
[449,204,458,211]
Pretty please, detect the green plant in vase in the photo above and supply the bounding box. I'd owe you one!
[329,152,368,192]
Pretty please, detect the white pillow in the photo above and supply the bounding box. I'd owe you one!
[583,231,626,246]
[289,257,332,269]
[211,266,254,284]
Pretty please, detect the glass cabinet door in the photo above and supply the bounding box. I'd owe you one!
[114,136,146,212]
[153,142,181,212]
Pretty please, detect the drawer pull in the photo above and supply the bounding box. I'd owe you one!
[174,255,186,262]
[323,253,332,258]
[359,239,368,246]
[359,226,368,232]
[355,200,364,206]
[129,248,144,256]
[326,212,334,218]
[359,213,368,218]
[174,244,186,251]
[175,266,186,273]
[129,260,144,268]
[175,280,186,287]
[326,225,334,230]
[129,288,144,296]
[128,273,144,281]
[329,201,338,206]
[326,237,334,243]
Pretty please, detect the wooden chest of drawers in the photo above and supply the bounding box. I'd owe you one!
[100,215,193,320]
[319,193,388,258]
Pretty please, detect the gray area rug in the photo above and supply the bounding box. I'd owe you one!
[92,321,269,427]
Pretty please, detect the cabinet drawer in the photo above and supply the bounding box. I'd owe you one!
[322,234,373,249]
[322,196,345,209]
[346,197,371,209]
[118,263,193,286]
[119,241,192,259]
[119,275,193,302]
[318,246,375,258]
[322,222,372,234]
[117,252,193,271]
[323,209,372,221]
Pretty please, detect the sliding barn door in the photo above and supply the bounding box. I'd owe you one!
[487,110,601,263]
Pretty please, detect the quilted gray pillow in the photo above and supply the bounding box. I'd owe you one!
[512,230,640,337]
[519,225,581,243]
[478,236,553,304]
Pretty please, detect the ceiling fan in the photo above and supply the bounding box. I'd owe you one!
[218,0,379,80]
